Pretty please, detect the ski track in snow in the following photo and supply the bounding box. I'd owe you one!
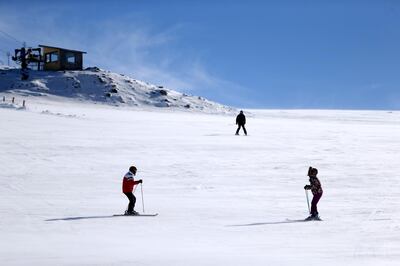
[1,97,400,265]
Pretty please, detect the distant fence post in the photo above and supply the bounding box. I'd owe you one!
[23,100,26,107]
[12,97,15,103]
[2,96,4,102]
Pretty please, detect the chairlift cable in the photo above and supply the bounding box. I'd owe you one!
[0,29,23,45]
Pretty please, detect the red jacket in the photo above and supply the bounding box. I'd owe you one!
[122,171,140,193]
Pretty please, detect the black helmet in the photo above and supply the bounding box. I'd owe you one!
[308,166,318,176]
[129,166,137,173]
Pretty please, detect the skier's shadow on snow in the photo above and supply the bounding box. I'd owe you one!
[228,219,308,227]
[45,215,116,221]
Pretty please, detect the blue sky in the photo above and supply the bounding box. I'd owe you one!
[1,0,400,109]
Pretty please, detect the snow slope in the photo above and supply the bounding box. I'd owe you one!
[1,98,400,265]
[0,66,235,114]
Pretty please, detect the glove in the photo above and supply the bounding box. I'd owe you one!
[138,179,143,184]
[304,185,311,190]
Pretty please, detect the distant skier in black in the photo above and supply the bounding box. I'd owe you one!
[304,166,323,220]
[235,110,247,135]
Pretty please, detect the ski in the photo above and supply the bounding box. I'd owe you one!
[113,213,158,217]
[285,218,323,223]
[304,217,323,222]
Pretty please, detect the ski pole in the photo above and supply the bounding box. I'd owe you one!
[305,189,311,214]
[140,183,145,213]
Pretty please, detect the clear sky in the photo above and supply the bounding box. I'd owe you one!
[1,0,400,109]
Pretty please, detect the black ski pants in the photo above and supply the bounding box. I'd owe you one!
[311,192,322,216]
[236,124,247,135]
[124,192,136,212]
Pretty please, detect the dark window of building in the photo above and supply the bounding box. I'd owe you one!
[45,52,59,63]
[66,52,76,64]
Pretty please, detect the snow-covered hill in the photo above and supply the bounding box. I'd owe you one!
[0,66,235,114]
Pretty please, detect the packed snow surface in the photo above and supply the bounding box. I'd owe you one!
[1,97,400,265]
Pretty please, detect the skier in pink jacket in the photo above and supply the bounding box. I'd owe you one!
[304,166,323,220]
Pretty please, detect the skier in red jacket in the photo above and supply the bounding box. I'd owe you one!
[122,166,143,215]
[304,166,323,220]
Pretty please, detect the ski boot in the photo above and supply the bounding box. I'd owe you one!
[305,215,314,221]
[313,215,322,221]
[125,210,139,216]
[305,213,321,221]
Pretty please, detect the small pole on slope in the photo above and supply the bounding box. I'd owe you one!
[140,183,145,213]
[12,97,15,103]
[305,189,311,214]
[22,100,25,107]
[2,96,5,102]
